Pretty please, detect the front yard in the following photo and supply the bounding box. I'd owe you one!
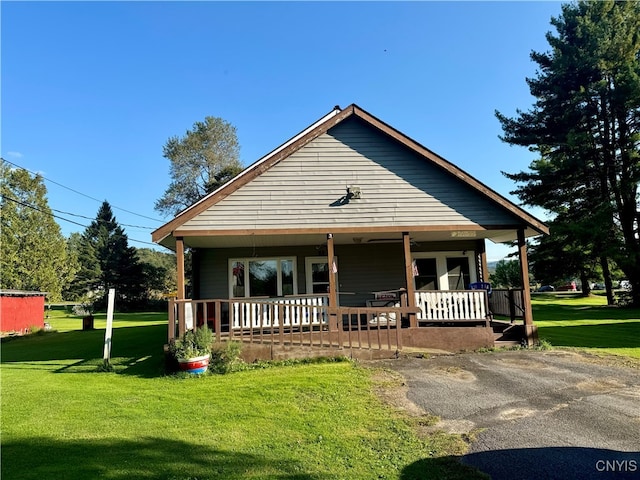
[1,310,480,480]
[533,293,640,359]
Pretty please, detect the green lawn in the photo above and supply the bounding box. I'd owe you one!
[1,310,482,480]
[533,293,640,359]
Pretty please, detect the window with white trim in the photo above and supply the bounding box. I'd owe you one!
[229,257,297,298]
[305,256,337,294]
[412,251,476,291]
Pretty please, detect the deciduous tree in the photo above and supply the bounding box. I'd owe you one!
[155,116,243,217]
[0,161,78,301]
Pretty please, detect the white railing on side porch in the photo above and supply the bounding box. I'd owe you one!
[231,295,329,330]
[414,290,488,322]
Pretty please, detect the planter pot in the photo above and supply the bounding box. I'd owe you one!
[177,355,210,374]
[82,315,94,330]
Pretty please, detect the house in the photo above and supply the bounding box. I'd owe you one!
[0,290,46,335]
[152,104,548,360]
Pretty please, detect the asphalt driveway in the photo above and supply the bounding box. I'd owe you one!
[379,350,640,480]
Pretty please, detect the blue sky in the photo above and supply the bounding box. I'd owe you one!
[2,1,562,260]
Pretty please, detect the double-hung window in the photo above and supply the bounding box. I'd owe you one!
[229,257,296,298]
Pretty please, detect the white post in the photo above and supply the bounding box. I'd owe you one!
[103,288,115,363]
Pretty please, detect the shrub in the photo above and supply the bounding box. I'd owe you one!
[169,326,213,360]
[210,341,243,374]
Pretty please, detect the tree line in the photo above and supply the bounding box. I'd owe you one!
[0,115,241,310]
[1,162,176,309]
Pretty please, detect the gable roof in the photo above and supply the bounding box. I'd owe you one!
[152,104,548,245]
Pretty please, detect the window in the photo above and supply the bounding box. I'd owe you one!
[412,252,476,291]
[305,257,336,294]
[446,257,471,290]
[414,258,438,290]
[229,257,297,298]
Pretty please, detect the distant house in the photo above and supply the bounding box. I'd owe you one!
[0,290,46,335]
[153,104,548,359]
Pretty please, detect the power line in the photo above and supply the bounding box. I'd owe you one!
[1,194,158,247]
[48,206,154,230]
[2,157,164,223]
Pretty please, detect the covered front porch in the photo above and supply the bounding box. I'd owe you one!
[166,228,537,360]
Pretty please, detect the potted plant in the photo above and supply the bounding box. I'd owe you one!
[169,326,213,374]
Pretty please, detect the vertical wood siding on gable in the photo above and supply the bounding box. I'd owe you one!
[179,118,517,232]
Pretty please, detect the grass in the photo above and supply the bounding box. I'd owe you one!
[532,293,640,359]
[1,309,483,480]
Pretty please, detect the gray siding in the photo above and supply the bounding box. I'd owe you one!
[179,118,517,232]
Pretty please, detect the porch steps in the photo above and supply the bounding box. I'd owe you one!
[492,322,525,347]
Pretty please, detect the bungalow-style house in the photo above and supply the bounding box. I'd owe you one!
[152,104,548,360]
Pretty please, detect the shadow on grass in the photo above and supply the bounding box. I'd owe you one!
[0,324,168,378]
[537,321,640,349]
[2,436,320,480]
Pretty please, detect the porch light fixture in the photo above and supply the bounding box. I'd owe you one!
[346,186,361,199]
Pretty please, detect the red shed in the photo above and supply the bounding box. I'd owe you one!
[0,290,46,334]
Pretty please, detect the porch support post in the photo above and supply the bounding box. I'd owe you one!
[327,233,339,332]
[517,229,537,345]
[176,236,185,300]
[403,232,417,328]
[176,236,186,338]
[477,239,489,283]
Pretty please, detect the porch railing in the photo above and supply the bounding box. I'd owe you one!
[489,288,525,320]
[414,290,489,324]
[231,295,328,329]
[167,290,491,353]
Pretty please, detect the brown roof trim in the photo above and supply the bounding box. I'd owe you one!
[152,104,548,243]
[174,224,524,237]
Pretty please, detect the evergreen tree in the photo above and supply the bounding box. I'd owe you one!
[496,1,640,305]
[79,201,145,309]
[0,160,78,301]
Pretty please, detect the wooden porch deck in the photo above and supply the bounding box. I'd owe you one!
[167,290,511,359]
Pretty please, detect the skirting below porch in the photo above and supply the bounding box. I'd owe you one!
[234,325,495,362]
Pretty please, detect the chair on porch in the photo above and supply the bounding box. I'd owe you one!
[468,282,493,320]
[366,299,399,327]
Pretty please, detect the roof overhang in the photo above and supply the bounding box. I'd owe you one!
[157,225,540,251]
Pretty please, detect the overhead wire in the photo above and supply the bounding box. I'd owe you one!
[1,194,158,247]
[1,157,164,223]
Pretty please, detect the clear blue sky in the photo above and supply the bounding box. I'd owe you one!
[2,1,562,260]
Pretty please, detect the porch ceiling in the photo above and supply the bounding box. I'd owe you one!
[160,227,537,251]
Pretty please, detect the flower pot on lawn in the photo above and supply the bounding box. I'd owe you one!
[177,355,210,374]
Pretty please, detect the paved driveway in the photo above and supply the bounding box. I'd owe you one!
[379,350,640,480]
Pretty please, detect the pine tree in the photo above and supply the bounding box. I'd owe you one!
[79,201,145,309]
[496,1,640,305]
